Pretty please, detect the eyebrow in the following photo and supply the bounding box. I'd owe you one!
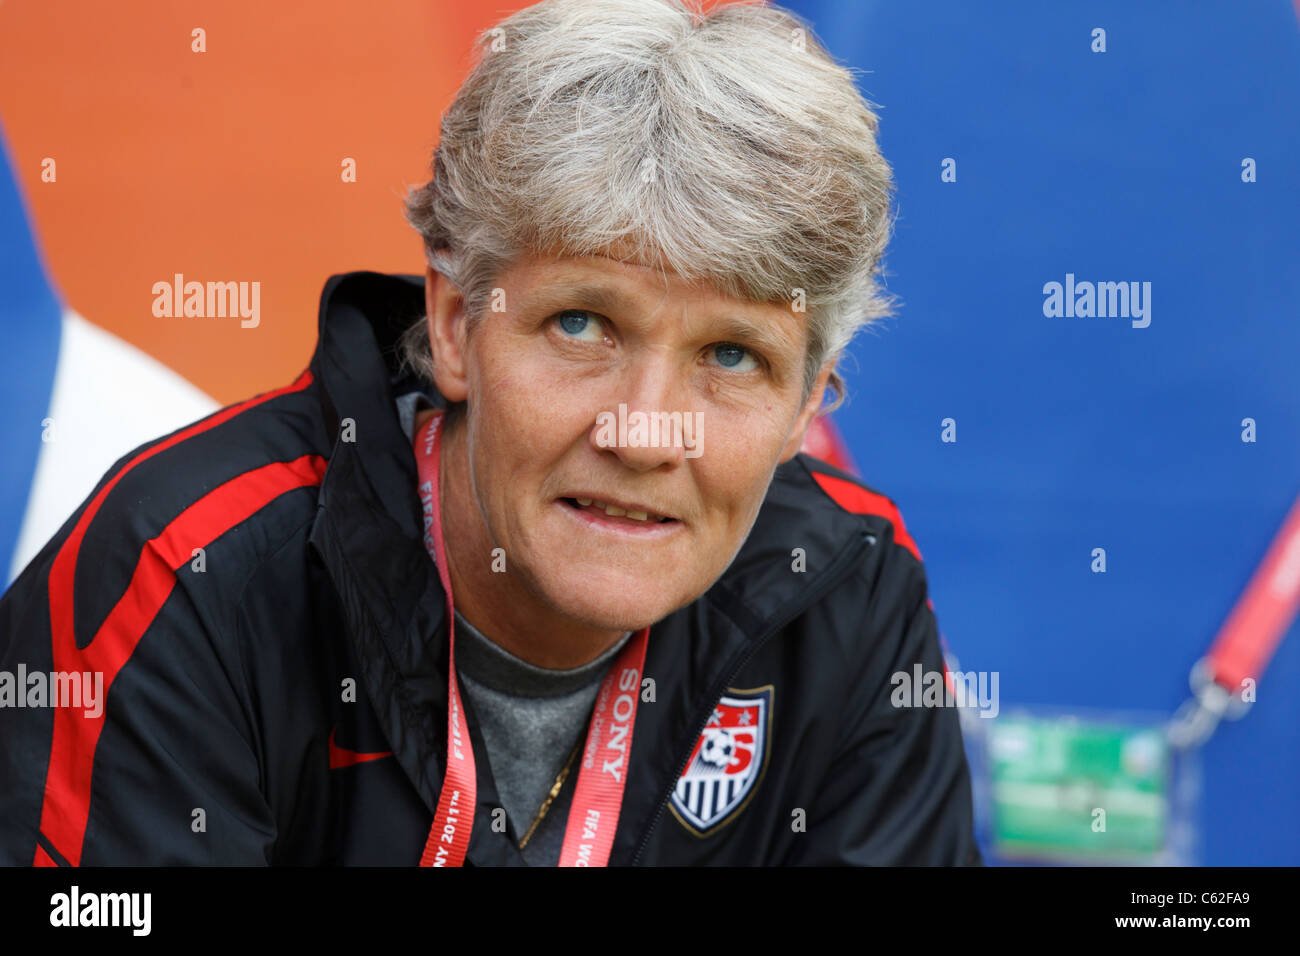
[539,282,626,316]
[536,281,797,358]
[710,316,795,359]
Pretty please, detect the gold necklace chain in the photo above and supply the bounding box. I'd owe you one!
[517,738,584,850]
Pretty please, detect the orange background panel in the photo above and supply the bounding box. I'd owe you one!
[0,0,530,404]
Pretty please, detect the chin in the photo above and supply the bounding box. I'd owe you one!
[529,565,695,633]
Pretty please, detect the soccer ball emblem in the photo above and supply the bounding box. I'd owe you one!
[699,727,738,769]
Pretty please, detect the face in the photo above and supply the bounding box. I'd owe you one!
[426,249,831,632]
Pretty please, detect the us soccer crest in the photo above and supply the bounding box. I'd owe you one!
[670,685,773,835]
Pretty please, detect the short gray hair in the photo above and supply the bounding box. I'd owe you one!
[401,0,896,410]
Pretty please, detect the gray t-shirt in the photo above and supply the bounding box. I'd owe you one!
[396,390,632,865]
[455,611,631,865]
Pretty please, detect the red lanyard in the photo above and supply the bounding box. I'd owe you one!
[1170,488,1300,747]
[412,411,649,866]
[1204,490,1300,691]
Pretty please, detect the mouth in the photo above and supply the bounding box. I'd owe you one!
[557,495,681,534]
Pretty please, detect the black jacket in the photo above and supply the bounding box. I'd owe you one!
[0,272,981,866]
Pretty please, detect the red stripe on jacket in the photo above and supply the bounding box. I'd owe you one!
[35,371,322,866]
[811,471,923,563]
[810,470,952,686]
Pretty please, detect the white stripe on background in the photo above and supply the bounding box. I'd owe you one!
[8,309,219,584]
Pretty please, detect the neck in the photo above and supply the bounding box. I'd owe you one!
[422,407,626,669]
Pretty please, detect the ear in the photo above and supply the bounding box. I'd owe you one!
[425,265,470,403]
[778,363,834,464]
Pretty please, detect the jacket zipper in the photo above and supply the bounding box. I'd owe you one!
[628,526,876,865]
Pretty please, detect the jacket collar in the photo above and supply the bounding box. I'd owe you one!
[305,271,874,862]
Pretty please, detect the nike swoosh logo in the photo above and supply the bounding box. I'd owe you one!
[329,725,394,770]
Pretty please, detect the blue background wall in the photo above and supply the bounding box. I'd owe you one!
[784,0,1300,864]
[0,138,61,580]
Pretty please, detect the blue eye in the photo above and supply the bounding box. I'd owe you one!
[554,309,605,343]
[559,311,588,334]
[709,342,758,372]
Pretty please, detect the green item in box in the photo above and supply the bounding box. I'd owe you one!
[987,714,1170,862]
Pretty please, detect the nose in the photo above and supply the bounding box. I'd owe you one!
[588,362,695,473]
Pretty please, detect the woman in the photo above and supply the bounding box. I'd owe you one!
[0,0,979,866]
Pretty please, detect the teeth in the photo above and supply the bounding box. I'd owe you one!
[570,498,666,522]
